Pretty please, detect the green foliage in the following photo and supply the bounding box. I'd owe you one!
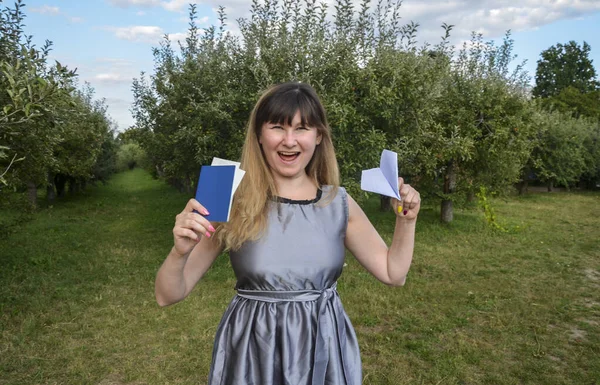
[0,1,115,202]
[540,87,600,120]
[116,142,148,172]
[476,186,507,232]
[129,1,392,195]
[92,131,118,184]
[393,31,534,208]
[129,1,537,220]
[528,106,597,188]
[530,41,600,190]
[532,41,599,98]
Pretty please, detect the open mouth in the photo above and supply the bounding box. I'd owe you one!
[278,151,300,162]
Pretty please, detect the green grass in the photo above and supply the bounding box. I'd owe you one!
[1,169,599,385]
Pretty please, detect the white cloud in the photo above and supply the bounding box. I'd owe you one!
[178,0,600,44]
[108,0,160,7]
[30,5,60,15]
[95,73,133,84]
[401,0,600,43]
[86,58,138,85]
[104,25,191,44]
[162,0,196,12]
[106,25,165,43]
[105,0,600,40]
[29,5,85,24]
[136,10,146,16]
[107,0,199,12]
[167,32,188,44]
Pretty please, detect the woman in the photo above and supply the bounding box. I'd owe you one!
[155,82,420,385]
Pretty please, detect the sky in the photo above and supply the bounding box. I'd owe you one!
[15,0,600,130]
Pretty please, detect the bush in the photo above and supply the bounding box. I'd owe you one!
[116,143,148,172]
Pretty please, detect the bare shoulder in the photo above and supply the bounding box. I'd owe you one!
[344,191,365,222]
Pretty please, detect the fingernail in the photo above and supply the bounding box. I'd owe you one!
[209,225,216,232]
[403,210,408,215]
[203,209,209,215]
[398,206,403,213]
[205,231,211,238]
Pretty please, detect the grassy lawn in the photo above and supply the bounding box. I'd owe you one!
[1,169,599,385]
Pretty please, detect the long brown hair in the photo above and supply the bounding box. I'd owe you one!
[216,82,340,251]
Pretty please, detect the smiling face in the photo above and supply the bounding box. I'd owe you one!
[259,110,322,183]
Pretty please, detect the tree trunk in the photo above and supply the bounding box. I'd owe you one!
[441,160,456,223]
[68,177,80,194]
[156,165,164,178]
[185,175,193,195]
[47,173,56,203]
[517,180,529,195]
[55,174,67,198]
[547,180,553,192]
[380,195,390,212]
[441,199,453,222]
[27,181,37,208]
[467,190,475,203]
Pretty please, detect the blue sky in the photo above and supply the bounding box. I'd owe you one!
[17,0,600,130]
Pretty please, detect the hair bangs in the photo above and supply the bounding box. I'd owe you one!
[255,84,325,131]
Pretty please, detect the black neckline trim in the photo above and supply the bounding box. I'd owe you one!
[274,188,322,205]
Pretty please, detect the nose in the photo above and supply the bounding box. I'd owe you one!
[283,129,296,147]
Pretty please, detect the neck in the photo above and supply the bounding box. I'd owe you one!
[273,173,318,200]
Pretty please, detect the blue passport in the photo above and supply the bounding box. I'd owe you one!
[194,165,236,222]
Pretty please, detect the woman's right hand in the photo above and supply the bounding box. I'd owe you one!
[172,199,216,257]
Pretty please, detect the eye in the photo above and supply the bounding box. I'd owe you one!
[296,126,309,131]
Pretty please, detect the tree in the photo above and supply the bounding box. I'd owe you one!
[532,41,599,98]
[532,42,600,190]
[395,32,533,222]
[1,1,115,205]
[129,0,538,223]
[540,86,600,120]
[530,108,595,189]
[0,1,75,190]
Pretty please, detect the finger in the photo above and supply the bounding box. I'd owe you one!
[400,184,412,199]
[390,197,402,214]
[185,198,209,215]
[406,191,419,211]
[181,212,213,228]
[408,193,421,212]
[191,213,216,233]
[413,193,421,210]
[174,227,200,242]
[183,218,215,237]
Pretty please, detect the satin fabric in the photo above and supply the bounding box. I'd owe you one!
[207,186,362,385]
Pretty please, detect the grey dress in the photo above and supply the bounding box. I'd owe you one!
[207,186,362,385]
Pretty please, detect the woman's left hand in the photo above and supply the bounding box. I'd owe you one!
[391,177,420,220]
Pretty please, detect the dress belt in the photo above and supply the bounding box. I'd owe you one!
[236,282,353,385]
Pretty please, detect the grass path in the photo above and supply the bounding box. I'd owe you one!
[1,169,599,384]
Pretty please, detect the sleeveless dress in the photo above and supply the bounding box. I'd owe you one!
[207,186,362,385]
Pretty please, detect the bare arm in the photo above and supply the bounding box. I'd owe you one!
[344,178,420,286]
[155,199,224,306]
